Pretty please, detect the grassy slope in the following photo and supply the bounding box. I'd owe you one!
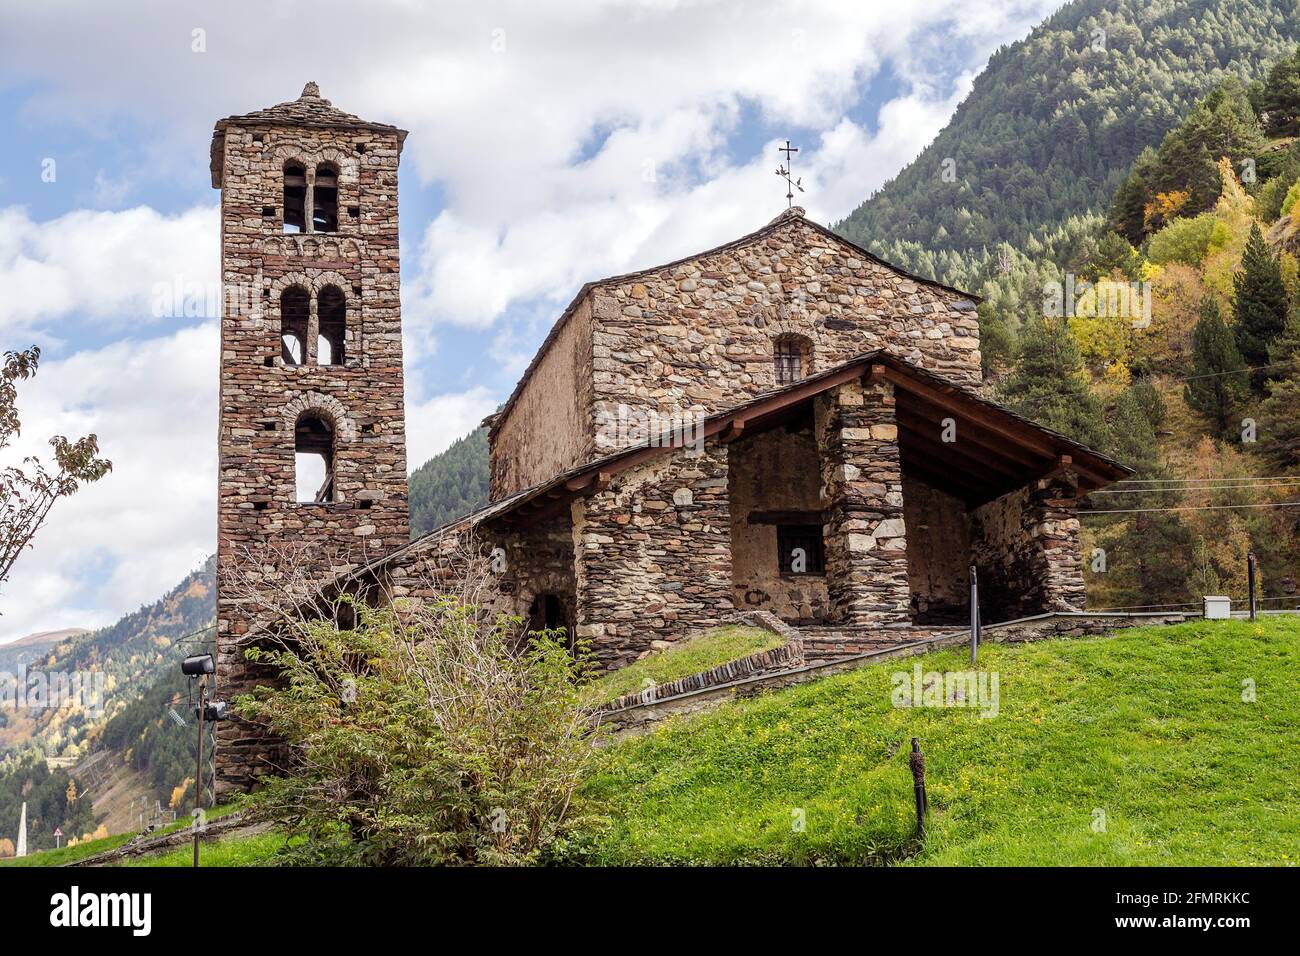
[0,803,242,868]
[119,830,295,867]
[580,625,782,707]
[575,619,1300,865]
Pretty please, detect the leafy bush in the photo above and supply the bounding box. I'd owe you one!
[1147,212,1228,266]
[238,593,597,866]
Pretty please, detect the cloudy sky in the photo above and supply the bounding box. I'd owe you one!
[0,0,1063,644]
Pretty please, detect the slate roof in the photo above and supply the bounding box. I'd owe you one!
[210,82,407,187]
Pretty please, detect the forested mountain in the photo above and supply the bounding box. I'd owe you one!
[4,558,214,763]
[0,753,96,855]
[408,426,490,537]
[837,0,1300,285]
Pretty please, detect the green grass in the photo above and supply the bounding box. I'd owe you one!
[0,803,243,868]
[119,829,298,867]
[572,618,1300,865]
[580,625,783,707]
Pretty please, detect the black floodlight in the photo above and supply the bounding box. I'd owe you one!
[181,653,215,677]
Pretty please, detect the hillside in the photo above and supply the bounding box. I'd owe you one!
[1,559,214,766]
[0,628,88,672]
[572,618,1300,865]
[408,425,490,537]
[836,0,1300,283]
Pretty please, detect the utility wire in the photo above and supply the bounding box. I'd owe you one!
[1080,500,1300,515]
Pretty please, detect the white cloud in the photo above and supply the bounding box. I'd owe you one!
[0,323,217,645]
[0,0,1060,334]
[405,386,499,472]
[0,204,218,341]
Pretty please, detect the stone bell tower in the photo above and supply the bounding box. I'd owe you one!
[210,83,410,792]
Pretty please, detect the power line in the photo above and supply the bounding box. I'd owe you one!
[1162,356,1299,385]
[1080,500,1300,515]
[1110,474,1300,486]
[1091,479,1300,495]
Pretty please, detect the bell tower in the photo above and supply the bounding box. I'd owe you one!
[210,83,410,792]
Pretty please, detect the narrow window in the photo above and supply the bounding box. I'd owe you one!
[313,163,338,232]
[317,286,346,365]
[280,287,309,365]
[774,336,803,385]
[295,414,335,503]
[777,524,824,575]
[283,162,307,233]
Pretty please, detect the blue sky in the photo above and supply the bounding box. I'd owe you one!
[0,0,1063,644]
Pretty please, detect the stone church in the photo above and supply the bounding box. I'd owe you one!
[212,86,1130,791]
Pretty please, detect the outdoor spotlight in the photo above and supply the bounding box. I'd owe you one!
[197,699,230,723]
[181,653,215,677]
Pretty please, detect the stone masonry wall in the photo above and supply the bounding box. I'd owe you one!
[815,377,910,625]
[574,439,734,669]
[214,96,409,795]
[490,209,981,497]
[727,418,828,622]
[970,475,1086,622]
[489,297,594,499]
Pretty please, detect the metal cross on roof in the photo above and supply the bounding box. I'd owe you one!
[775,140,804,208]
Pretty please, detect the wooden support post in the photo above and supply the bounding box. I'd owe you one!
[969,564,981,666]
[1248,551,1258,621]
[910,738,927,839]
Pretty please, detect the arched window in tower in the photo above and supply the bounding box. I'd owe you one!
[313,163,339,233]
[773,334,809,385]
[280,286,310,365]
[317,286,346,366]
[283,162,307,233]
[295,413,335,503]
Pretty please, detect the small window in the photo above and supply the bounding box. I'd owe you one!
[280,287,310,365]
[317,286,346,365]
[283,162,307,233]
[774,336,805,384]
[777,524,824,575]
[313,164,338,232]
[295,414,335,503]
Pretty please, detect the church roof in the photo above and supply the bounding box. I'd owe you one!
[369,349,1130,577]
[485,207,981,434]
[210,82,407,187]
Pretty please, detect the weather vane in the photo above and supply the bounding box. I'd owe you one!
[775,139,804,208]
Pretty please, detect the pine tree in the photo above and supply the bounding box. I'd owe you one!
[1258,310,1300,467]
[1232,223,1289,389]
[1185,298,1249,438]
[997,317,1108,449]
[1260,45,1300,137]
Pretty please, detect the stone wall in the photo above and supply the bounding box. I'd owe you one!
[816,377,910,625]
[214,93,410,795]
[574,439,734,669]
[902,476,972,624]
[970,476,1085,622]
[489,297,594,498]
[726,416,828,622]
[490,209,981,496]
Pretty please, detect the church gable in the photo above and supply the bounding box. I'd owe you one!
[489,207,982,498]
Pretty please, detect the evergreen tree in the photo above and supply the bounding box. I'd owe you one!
[1259,45,1300,136]
[997,317,1108,449]
[1185,298,1249,438]
[1258,311,1300,467]
[1232,222,1289,388]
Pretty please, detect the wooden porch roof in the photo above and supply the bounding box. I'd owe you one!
[370,352,1131,572]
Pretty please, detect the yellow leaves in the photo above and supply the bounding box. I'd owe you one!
[1144,189,1191,232]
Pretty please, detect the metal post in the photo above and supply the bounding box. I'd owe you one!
[909,738,927,838]
[969,565,981,666]
[193,676,206,869]
[1247,552,1258,621]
